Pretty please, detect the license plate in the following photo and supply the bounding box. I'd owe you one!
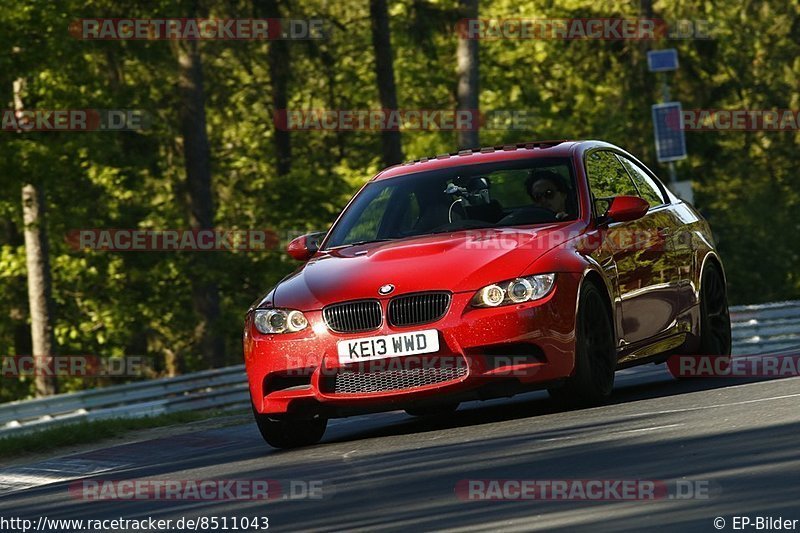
[337,329,439,364]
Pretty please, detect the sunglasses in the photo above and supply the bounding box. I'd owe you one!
[530,188,557,202]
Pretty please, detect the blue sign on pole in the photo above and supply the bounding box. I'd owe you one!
[652,102,687,163]
[647,49,679,72]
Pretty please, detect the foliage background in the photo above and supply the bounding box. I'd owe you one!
[0,0,797,401]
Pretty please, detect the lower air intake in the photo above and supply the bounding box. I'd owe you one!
[331,362,467,394]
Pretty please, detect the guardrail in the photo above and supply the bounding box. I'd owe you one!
[0,366,248,437]
[730,300,800,355]
[1,300,798,437]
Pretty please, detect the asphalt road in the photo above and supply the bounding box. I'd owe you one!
[2,360,800,533]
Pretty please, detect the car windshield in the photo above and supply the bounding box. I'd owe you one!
[324,157,578,249]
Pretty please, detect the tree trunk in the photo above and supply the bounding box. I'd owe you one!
[261,0,293,176]
[176,26,225,369]
[22,184,58,396]
[370,0,404,166]
[456,0,480,150]
[14,77,58,396]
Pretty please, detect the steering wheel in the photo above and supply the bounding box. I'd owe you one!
[496,205,557,226]
[429,219,493,233]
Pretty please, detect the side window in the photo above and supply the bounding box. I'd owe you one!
[585,150,638,213]
[618,155,665,208]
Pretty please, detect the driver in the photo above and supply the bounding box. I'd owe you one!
[525,170,571,220]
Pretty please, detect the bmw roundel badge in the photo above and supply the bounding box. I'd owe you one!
[378,284,395,295]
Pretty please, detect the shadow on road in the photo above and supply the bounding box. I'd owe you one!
[3,365,798,532]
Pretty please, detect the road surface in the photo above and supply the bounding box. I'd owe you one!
[1,361,799,532]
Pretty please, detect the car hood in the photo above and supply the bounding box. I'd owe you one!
[266,224,584,310]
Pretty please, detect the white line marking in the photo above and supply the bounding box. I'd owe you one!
[539,423,683,443]
[627,391,800,418]
[608,423,683,435]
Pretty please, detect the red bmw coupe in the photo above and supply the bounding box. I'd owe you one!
[244,140,731,448]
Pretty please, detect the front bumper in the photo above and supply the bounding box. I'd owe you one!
[244,273,581,417]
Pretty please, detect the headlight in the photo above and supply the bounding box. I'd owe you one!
[471,274,556,307]
[253,308,309,334]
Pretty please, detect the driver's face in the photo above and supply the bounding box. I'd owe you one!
[529,179,567,213]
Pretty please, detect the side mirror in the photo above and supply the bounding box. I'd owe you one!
[603,195,650,223]
[287,232,324,261]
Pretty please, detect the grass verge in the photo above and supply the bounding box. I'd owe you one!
[0,409,240,459]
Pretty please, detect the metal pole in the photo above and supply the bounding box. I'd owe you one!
[661,73,678,183]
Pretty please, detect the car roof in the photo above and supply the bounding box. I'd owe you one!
[373,140,582,181]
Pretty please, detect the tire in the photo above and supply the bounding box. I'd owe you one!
[405,403,459,417]
[548,282,616,407]
[251,404,327,449]
[698,264,732,356]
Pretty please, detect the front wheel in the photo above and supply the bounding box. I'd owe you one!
[252,404,327,449]
[548,282,616,407]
